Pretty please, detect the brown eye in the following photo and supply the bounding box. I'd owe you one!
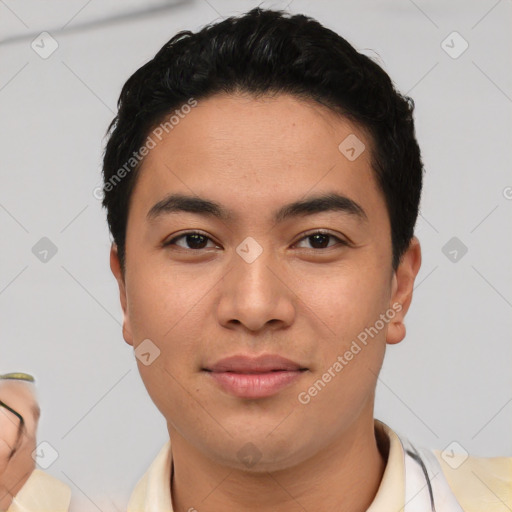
[295,231,347,250]
[164,232,216,250]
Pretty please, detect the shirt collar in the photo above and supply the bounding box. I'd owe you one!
[367,419,405,511]
[128,419,406,512]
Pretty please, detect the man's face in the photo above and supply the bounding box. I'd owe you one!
[111,93,419,471]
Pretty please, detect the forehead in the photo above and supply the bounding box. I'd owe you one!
[129,92,384,225]
[145,92,370,165]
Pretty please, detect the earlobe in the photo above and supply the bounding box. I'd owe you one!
[386,236,422,345]
[122,320,134,347]
[386,317,406,345]
[109,243,134,347]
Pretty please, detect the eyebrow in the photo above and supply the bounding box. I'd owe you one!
[146,192,368,224]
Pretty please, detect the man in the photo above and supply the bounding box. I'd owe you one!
[3,7,510,512]
[102,7,510,512]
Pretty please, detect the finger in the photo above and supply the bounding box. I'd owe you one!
[0,406,22,477]
[0,404,21,446]
[0,381,38,440]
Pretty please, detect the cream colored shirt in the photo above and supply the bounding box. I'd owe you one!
[127,420,512,512]
[6,420,511,511]
[6,469,71,512]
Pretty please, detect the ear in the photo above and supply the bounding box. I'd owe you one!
[110,243,134,347]
[386,236,422,345]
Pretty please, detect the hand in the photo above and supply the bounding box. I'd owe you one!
[0,375,40,512]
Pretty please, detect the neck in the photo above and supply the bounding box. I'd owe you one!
[169,413,387,512]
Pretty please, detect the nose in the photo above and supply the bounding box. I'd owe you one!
[215,246,296,333]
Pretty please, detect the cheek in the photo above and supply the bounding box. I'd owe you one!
[295,263,390,403]
[126,262,198,344]
[297,347,383,438]
[296,262,391,340]
[127,267,208,402]
[137,362,194,432]
[297,311,386,426]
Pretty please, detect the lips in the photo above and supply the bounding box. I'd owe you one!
[203,354,307,399]
[204,354,307,373]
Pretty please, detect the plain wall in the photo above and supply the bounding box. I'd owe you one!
[1,0,511,510]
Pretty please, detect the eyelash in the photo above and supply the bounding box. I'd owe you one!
[162,230,349,251]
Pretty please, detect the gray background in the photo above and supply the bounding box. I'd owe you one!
[1,0,511,510]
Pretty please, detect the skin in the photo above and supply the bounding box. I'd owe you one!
[110,92,422,512]
[0,380,39,511]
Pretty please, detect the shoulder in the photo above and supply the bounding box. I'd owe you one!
[433,449,512,512]
[8,469,71,512]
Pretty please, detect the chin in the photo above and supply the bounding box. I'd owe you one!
[204,432,314,474]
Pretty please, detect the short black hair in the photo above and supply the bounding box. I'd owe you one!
[101,7,424,275]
